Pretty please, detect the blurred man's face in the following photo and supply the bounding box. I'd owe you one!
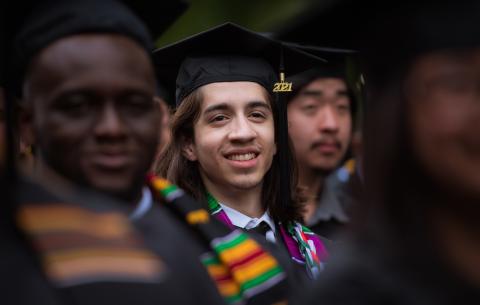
[406,48,480,200]
[288,78,352,174]
[24,34,159,201]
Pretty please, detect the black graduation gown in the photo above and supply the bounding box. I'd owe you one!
[298,234,480,305]
[4,177,225,305]
[1,223,62,305]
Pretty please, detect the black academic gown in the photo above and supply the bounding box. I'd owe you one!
[227,221,313,300]
[131,202,228,305]
[1,222,62,305]
[4,177,225,305]
[298,233,480,305]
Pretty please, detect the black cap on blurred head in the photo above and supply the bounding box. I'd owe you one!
[277,0,480,52]
[284,43,356,90]
[283,43,360,120]
[8,0,189,98]
[277,0,480,85]
[11,0,153,98]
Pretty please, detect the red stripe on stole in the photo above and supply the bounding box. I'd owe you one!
[227,247,265,270]
[214,273,235,282]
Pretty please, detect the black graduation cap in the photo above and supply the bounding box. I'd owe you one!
[283,42,357,91]
[7,0,189,98]
[281,43,361,121]
[153,22,326,221]
[153,22,326,106]
[277,0,480,84]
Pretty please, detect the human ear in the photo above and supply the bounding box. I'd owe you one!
[181,138,197,161]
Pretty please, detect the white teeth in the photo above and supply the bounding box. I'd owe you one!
[228,153,256,161]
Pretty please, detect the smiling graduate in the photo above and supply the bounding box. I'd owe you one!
[154,22,329,280]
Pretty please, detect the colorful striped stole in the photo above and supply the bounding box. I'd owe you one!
[207,192,328,279]
[148,175,288,305]
[17,203,165,287]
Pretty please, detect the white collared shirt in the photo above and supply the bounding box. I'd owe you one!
[219,203,277,243]
[129,187,153,221]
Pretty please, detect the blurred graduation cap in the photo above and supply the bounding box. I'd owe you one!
[282,43,360,119]
[6,0,189,98]
[153,22,326,221]
[277,0,480,85]
[283,42,357,90]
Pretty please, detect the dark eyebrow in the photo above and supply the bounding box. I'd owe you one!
[203,103,231,115]
[301,89,323,97]
[247,100,272,111]
[203,100,271,115]
[301,89,349,97]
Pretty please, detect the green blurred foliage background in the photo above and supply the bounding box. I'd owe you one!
[156,0,317,47]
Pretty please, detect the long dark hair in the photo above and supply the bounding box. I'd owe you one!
[358,57,443,243]
[155,85,305,224]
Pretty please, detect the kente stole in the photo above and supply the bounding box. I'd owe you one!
[207,193,328,280]
[16,189,164,287]
[148,175,288,305]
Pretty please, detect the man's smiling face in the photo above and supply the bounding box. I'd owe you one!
[183,81,276,192]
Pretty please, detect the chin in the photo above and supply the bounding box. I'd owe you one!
[228,176,263,190]
[310,162,337,172]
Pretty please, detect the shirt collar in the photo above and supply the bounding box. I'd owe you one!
[129,187,153,221]
[307,176,350,226]
[219,203,276,233]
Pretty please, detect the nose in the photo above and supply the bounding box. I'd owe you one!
[94,103,127,140]
[227,115,257,143]
[318,105,339,133]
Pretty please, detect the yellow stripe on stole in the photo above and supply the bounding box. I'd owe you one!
[218,239,260,264]
[230,252,279,283]
[186,209,210,224]
[217,280,241,297]
[46,256,163,282]
[206,264,230,278]
[205,264,241,297]
[18,206,131,239]
[44,248,156,264]
[151,177,171,190]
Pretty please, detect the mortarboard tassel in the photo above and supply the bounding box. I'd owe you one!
[273,44,293,222]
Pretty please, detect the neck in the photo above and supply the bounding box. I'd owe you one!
[299,167,326,198]
[203,179,264,218]
[298,166,325,222]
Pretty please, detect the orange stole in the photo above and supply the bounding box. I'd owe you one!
[17,204,164,287]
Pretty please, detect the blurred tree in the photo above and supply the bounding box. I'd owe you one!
[156,0,316,47]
